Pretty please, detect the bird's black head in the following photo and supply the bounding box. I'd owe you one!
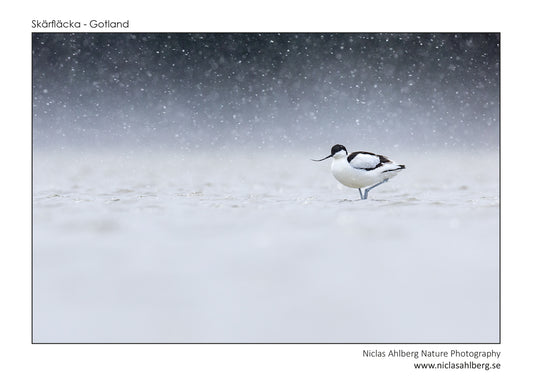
[331,144,347,156]
[312,144,347,162]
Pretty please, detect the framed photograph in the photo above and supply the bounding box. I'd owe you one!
[32,33,499,343]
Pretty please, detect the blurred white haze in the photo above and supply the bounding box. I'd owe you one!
[33,33,499,343]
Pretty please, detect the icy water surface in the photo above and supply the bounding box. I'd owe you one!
[33,149,499,342]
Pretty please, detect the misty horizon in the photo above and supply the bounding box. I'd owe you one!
[32,33,499,151]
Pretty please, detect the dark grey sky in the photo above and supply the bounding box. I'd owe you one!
[32,33,499,150]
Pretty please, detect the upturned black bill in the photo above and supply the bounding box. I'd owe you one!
[311,154,333,162]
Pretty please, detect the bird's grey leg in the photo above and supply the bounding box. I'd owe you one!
[363,179,390,199]
[358,188,364,200]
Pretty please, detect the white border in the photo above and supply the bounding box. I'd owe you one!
[3,1,531,376]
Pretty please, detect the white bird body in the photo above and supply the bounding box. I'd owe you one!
[331,151,404,189]
[313,144,405,199]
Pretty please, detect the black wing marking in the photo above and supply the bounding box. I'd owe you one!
[347,151,392,171]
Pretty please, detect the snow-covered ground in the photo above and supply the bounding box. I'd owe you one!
[33,148,499,342]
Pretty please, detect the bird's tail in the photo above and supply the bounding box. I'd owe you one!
[383,164,406,173]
